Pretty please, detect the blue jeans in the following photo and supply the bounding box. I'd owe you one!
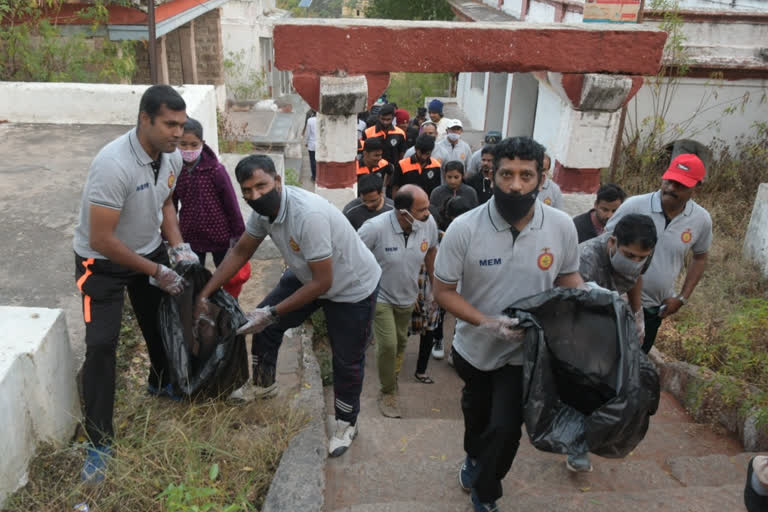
[252,269,378,424]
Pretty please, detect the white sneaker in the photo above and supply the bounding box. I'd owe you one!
[228,383,254,402]
[431,338,445,360]
[253,382,278,399]
[328,419,357,457]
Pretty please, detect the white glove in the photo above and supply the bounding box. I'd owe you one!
[236,307,277,335]
[150,264,185,295]
[480,316,523,341]
[634,309,645,342]
[169,243,200,266]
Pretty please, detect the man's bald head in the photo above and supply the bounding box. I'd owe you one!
[394,185,430,223]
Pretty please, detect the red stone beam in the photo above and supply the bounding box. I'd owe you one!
[274,19,667,76]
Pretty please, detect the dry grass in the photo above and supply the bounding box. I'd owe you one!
[2,305,307,512]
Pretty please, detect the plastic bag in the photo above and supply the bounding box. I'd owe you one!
[159,262,249,398]
[505,286,660,458]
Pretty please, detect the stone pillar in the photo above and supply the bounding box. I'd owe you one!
[156,35,170,85]
[537,72,644,193]
[178,22,198,84]
[315,75,368,209]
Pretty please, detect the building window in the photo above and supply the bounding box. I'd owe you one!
[471,72,485,90]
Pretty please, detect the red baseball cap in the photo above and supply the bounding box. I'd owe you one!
[395,109,410,125]
[662,154,705,188]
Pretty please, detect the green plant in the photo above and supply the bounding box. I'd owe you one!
[364,0,454,20]
[217,110,253,154]
[278,0,343,18]
[310,310,333,386]
[283,167,301,186]
[158,464,246,512]
[0,0,136,83]
[222,50,268,102]
[385,72,452,115]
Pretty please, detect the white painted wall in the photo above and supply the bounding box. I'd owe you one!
[0,307,78,508]
[627,77,768,149]
[563,10,583,22]
[679,0,766,11]
[501,0,524,19]
[0,82,220,155]
[526,1,557,22]
[506,72,539,137]
[456,72,488,130]
[533,82,567,157]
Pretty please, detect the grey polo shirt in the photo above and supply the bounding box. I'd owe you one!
[73,128,182,259]
[435,138,472,171]
[358,210,438,307]
[605,190,712,308]
[537,177,564,211]
[435,199,580,370]
[245,185,381,303]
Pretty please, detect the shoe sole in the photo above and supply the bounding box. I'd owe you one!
[565,460,593,473]
[329,427,358,458]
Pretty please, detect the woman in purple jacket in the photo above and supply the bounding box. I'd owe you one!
[174,118,245,266]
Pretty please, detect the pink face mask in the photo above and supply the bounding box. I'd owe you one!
[180,148,202,163]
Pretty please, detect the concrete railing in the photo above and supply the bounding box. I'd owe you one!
[0,82,220,155]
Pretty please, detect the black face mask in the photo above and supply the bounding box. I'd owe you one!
[493,182,539,225]
[246,186,281,219]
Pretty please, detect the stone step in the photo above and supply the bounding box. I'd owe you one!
[326,414,751,510]
[332,484,745,512]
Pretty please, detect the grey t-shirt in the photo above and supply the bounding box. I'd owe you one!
[435,199,580,370]
[245,185,381,303]
[358,211,438,306]
[579,232,652,295]
[73,128,182,259]
[435,138,472,171]
[537,177,564,211]
[342,197,394,231]
[605,190,712,307]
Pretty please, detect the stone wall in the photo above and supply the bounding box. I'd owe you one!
[133,9,224,86]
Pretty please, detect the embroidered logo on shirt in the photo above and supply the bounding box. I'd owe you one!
[167,169,175,188]
[681,229,693,244]
[479,258,502,266]
[543,197,552,206]
[136,182,150,192]
[289,237,300,252]
[420,240,428,252]
[385,247,398,253]
[537,248,554,271]
[390,139,398,146]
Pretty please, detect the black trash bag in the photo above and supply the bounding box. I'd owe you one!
[504,286,660,458]
[159,262,249,398]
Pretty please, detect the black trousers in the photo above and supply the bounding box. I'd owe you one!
[453,351,524,503]
[75,245,171,446]
[252,269,379,424]
[642,306,663,354]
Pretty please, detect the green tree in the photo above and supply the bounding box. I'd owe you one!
[0,0,136,83]
[364,0,454,21]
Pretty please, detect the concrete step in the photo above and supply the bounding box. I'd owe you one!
[333,484,745,512]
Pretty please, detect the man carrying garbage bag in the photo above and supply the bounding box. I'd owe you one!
[194,155,381,458]
[433,136,584,512]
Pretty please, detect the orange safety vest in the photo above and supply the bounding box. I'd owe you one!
[398,156,441,175]
[364,125,406,140]
[356,158,390,176]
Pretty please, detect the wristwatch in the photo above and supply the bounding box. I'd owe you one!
[268,305,280,322]
[675,294,688,306]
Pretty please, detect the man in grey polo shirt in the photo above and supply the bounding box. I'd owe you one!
[537,153,564,211]
[358,185,438,418]
[195,154,381,458]
[606,153,712,353]
[73,85,198,483]
[434,136,583,512]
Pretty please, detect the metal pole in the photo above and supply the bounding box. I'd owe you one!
[147,0,157,84]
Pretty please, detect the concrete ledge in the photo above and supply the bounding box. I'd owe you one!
[649,347,768,450]
[0,82,220,154]
[0,307,79,507]
[743,183,768,277]
[262,326,326,512]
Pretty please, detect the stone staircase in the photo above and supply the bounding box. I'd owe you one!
[324,330,752,511]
